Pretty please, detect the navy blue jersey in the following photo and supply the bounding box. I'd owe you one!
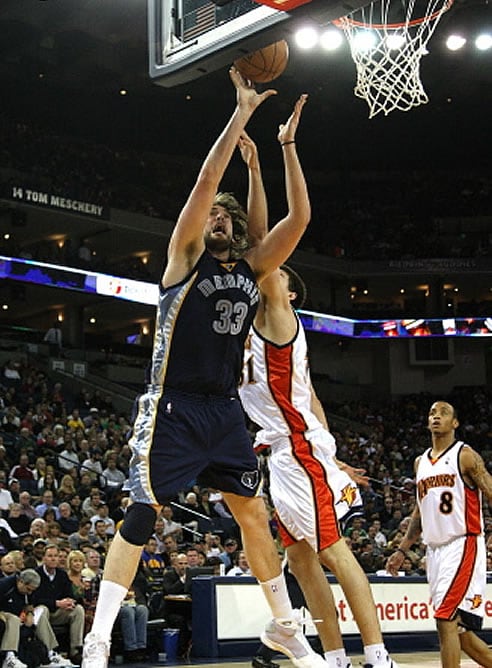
[150,251,259,396]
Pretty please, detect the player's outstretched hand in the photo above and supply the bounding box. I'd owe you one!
[277,93,308,145]
[385,550,405,576]
[229,66,277,113]
[238,130,259,170]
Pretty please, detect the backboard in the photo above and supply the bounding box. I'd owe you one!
[148,0,371,86]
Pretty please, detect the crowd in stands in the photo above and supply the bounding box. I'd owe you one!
[1,356,491,664]
[1,112,491,275]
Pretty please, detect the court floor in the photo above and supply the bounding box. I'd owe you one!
[142,654,482,667]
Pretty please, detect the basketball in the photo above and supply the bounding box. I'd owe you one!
[234,40,289,83]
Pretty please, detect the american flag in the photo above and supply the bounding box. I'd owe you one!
[183,1,217,42]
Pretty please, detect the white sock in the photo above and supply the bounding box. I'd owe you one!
[364,644,388,666]
[259,573,293,619]
[5,652,14,659]
[90,580,128,642]
[324,648,349,667]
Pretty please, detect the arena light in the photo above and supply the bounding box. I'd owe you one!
[446,34,466,51]
[319,29,344,51]
[476,33,492,51]
[294,26,319,49]
[386,33,406,50]
[352,30,377,52]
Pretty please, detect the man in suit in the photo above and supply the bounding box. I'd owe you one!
[31,544,84,665]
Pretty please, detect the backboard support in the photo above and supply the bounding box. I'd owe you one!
[148,0,372,86]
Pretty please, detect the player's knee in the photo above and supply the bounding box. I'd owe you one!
[120,502,157,546]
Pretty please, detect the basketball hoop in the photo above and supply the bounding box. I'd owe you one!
[333,0,454,118]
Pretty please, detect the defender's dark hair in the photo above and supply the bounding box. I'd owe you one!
[280,264,307,309]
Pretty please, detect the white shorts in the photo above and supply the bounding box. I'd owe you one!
[426,534,486,630]
[267,427,362,552]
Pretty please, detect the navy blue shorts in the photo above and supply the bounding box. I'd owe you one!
[127,388,261,505]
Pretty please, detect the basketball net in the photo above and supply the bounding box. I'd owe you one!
[334,0,454,118]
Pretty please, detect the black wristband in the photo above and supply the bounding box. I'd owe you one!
[281,140,295,147]
[396,547,407,557]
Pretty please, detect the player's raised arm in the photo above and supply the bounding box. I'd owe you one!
[238,130,268,248]
[163,68,276,287]
[247,94,310,282]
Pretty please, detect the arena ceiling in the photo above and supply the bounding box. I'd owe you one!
[0,0,491,340]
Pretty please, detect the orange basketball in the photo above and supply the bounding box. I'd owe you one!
[234,40,289,83]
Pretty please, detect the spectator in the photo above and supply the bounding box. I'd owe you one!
[32,543,84,665]
[226,551,251,577]
[43,322,63,357]
[7,480,20,504]
[35,490,59,520]
[56,475,78,504]
[101,456,125,497]
[68,519,97,552]
[66,409,85,432]
[18,492,37,521]
[0,554,17,578]
[81,489,104,519]
[89,504,115,537]
[57,503,79,538]
[218,538,238,570]
[116,565,149,662]
[160,505,183,542]
[6,504,30,536]
[58,436,80,475]
[8,454,35,492]
[0,472,14,517]
[0,568,71,668]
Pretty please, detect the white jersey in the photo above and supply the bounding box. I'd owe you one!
[417,440,483,548]
[239,318,325,446]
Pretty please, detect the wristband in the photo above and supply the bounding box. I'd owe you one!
[396,548,407,557]
[281,141,295,147]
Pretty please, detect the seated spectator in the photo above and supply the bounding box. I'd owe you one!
[6,480,20,504]
[29,518,47,540]
[68,519,98,552]
[35,490,59,520]
[161,553,191,658]
[30,539,48,568]
[225,550,251,577]
[58,435,80,476]
[37,471,58,497]
[0,553,17,578]
[56,475,78,505]
[101,456,126,497]
[0,568,71,668]
[218,538,238,570]
[160,505,183,542]
[46,521,65,547]
[18,491,37,521]
[116,565,149,662]
[67,549,95,635]
[66,409,85,432]
[7,551,24,574]
[88,520,111,558]
[80,449,104,487]
[0,472,14,517]
[81,489,104,519]
[57,502,79,538]
[89,503,115,537]
[32,543,84,665]
[8,454,35,493]
[6,503,31,536]
[141,537,165,592]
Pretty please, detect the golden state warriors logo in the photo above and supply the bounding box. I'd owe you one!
[466,594,482,610]
[336,484,357,507]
